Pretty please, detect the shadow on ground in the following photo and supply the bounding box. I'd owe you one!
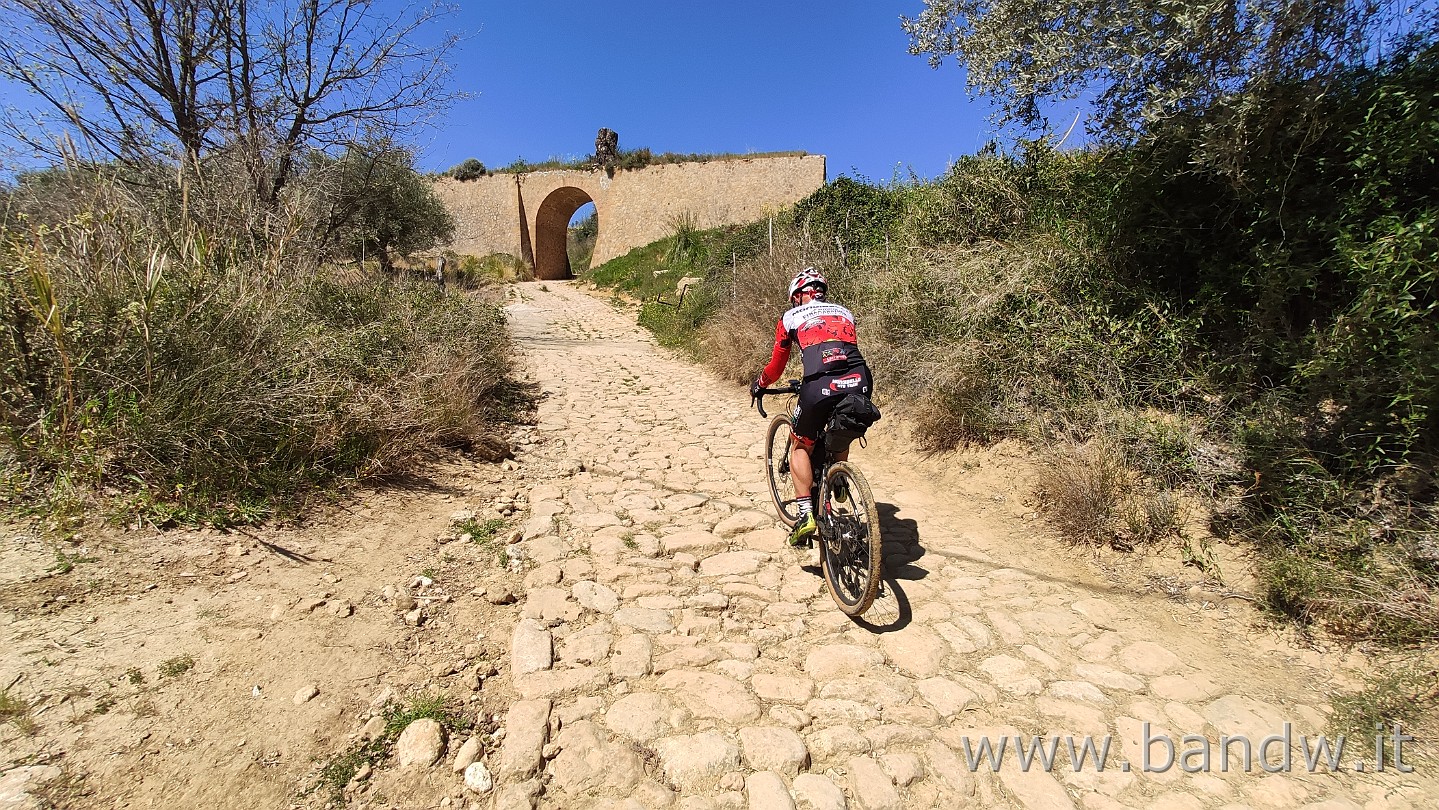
[847,502,925,633]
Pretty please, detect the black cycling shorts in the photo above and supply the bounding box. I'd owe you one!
[792,367,873,449]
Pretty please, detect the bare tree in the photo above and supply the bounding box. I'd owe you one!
[0,0,228,165]
[254,0,460,201]
[0,0,461,201]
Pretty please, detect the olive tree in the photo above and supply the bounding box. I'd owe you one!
[313,141,454,274]
[902,0,1435,147]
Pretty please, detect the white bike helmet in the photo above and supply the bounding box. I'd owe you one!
[787,267,827,302]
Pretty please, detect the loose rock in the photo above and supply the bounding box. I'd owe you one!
[396,718,446,768]
[464,761,494,794]
[486,585,519,605]
[451,735,482,772]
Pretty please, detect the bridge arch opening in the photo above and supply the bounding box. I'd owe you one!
[534,186,595,280]
[568,202,597,273]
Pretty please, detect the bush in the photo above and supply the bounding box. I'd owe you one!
[0,169,512,526]
[1032,439,1188,551]
[315,141,455,273]
[793,177,903,253]
[450,252,527,286]
[1330,659,1439,753]
[490,149,810,175]
[446,158,487,181]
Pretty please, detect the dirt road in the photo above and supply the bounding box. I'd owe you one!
[1,280,1431,809]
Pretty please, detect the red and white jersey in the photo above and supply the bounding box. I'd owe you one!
[758,299,866,386]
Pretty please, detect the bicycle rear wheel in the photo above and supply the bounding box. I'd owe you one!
[818,461,883,616]
[764,414,804,528]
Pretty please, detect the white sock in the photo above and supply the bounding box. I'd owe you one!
[797,500,812,517]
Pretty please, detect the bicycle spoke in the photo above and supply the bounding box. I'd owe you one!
[817,462,883,615]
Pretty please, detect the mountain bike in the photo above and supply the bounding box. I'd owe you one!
[754,381,883,616]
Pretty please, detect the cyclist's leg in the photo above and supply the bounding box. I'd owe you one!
[787,386,831,545]
[790,386,832,501]
[788,442,814,506]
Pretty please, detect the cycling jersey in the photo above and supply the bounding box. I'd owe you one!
[758,298,872,449]
[757,300,867,387]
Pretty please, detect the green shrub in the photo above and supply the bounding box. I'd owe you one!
[568,211,598,274]
[793,176,903,252]
[446,158,487,181]
[0,174,513,526]
[1330,660,1438,755]
[451,252,526,285]
[490,149,809,175]
[158,654,194,678]
[307,692,474,805]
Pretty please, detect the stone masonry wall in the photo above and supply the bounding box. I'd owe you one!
[432,154,827,275]
[433,174,526,261]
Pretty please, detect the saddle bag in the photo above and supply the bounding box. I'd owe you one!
[825,393,882,443]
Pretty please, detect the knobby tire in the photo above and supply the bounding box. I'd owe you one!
[764,414,803,528]
[819,461,883,616]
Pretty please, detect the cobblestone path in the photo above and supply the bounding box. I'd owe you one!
[487,282,1432,810]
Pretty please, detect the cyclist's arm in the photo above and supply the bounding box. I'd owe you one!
[757,318,791,387]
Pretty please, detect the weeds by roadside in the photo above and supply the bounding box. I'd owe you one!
[1331,659,1439,760]
[310,736,390,806]
[47,547,93,575]
[1031,440,1187,552]
[1,687,36,735]
[0,169,514,529]
[380,693,460,737]
[305,693,473,805]
[456,517,507,545]
[157,655,194,679]
[27,764,92,809]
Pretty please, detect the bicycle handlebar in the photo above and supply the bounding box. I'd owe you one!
[752,380,801,418]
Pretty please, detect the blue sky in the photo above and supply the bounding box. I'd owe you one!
[419,2,997,184]
[0,1,1012,184]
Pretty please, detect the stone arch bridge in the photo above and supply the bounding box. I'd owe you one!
[433,154,826,280]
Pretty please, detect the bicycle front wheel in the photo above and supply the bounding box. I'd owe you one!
[764,414,804,528]
[818,461,883,616]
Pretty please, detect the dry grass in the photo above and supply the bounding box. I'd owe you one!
[0,166,513,525]
[1033,440,1133,546]
[1034,439,1191,550]
[1,688,36,735]
[697,262,791,383]
[1330,656,1439,764]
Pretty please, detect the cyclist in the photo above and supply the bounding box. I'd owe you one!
[750,267,874,547]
